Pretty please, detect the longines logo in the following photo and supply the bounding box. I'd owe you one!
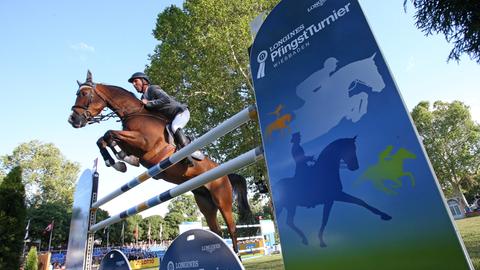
[308,0,327,12]
[201,243,221,253]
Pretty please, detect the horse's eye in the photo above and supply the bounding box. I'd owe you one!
[81,91,88,97]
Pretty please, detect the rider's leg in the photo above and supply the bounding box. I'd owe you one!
[172,109,190,149]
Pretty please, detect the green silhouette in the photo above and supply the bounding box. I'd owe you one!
[357,145,416,195]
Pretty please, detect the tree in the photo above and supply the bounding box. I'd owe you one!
[141,215,164,243]
[26,202,71,251]
[0,140,80,207]
[163,194,199,239]
[404,0,480,63]
[24,246,38,270]
[0,166,26,270]
[411,101,480,205]
[124,215,143,244]
[147,0,279,197]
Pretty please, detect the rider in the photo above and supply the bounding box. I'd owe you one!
[290,132,314,178]
[128,72,197,162]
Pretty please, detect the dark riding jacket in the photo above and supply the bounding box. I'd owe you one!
[142,85,187,120]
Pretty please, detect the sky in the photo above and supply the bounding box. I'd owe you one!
[1,0,479,218]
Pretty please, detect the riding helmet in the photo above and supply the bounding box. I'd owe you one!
[128,72,150,84]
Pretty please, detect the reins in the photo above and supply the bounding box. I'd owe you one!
[74,83,168,125]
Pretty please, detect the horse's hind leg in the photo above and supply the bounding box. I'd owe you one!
[192,189,222,235]
[215,186,239,254]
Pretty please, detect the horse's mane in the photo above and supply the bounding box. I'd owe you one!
[102,84,138,98]
[317,138,355,161]
[97,84,142,104]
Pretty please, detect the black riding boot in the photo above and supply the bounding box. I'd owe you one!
[174,128,193,166]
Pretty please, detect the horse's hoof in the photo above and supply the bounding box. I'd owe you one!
[124,155,140,166]
[113,162,127,173]
[381,213,392,220]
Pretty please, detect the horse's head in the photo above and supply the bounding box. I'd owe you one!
[396,148,417,160]
[68,70,107,128]
[356,53,385,92]
[340,136,359,171]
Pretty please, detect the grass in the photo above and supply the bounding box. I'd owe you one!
[243,216,480,270]
[243,253,285,270]
[456,215,480,269]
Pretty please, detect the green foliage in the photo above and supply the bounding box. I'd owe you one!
[163,194,199,239]
[0,140,80,207]
[140,215,164,242]
[27,202,71,250]
[24,246,38,270]
[125,215,143,244]
[0,166,26,270]
[405,0,480,63]
[411,101,480,198]
[147,0,279,201]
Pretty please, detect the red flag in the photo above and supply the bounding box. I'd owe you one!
[133,224,139,242]
[43,221,54,235]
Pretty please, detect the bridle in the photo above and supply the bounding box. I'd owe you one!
[71,83,112,124]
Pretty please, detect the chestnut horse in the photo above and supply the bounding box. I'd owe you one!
[68,71,251,253]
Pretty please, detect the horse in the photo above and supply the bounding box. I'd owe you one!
[357,145,417,195]
[293,53,386,142]
[273,136,391,247]
[265,113,292,138]
[68,71,252,254]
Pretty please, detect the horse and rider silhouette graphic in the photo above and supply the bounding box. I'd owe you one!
[357,145,417,195]
[273,133,392,247]
[293,53,386,142]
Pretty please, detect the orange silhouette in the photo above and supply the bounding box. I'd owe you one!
[266,113,292,137]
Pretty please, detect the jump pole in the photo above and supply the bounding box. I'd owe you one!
[91,105,257,209]
[89,147,263,233]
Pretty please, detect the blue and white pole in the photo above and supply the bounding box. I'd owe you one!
[89,147,263,233]
[91,105,257,209]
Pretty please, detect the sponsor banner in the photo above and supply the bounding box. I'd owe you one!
[160,229,243,270]
[250,0,472,269]
[99,249,131,270]
[129,257,159,269]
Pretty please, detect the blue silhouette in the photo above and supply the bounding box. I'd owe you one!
[273,135,392,247]
[290,132,314,178]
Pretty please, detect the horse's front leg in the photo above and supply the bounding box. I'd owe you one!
[96,137,117,169]
[346,92,368,122]
[104,130,145,166]
[286,206,308,245]
[319,201,333,247]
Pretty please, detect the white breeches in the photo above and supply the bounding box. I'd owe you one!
[171,109,190,132]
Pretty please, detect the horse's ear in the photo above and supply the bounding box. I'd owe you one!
[352,135,358,141]
[86,70,93,83]
[370,53,377,59]
[77,80,82,86]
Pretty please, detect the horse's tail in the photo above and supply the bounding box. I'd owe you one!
[228,173,253,223]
